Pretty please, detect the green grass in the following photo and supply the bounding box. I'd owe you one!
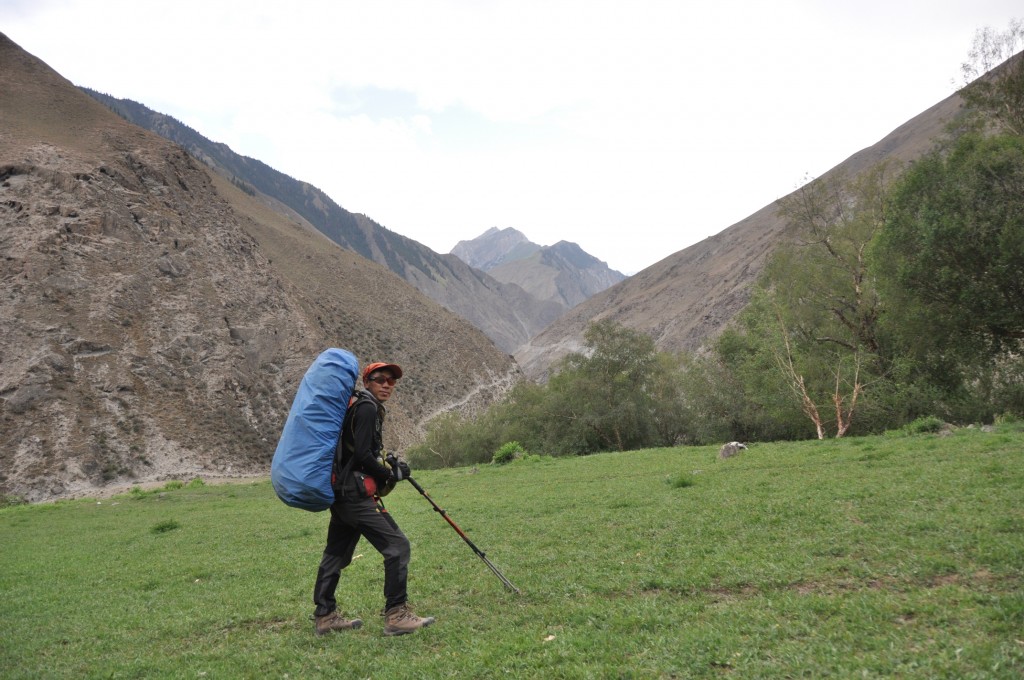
[2,427,1023,678]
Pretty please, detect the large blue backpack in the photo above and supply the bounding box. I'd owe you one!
[271,348,359,511]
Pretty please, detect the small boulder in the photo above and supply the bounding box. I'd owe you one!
[718,441,747,459]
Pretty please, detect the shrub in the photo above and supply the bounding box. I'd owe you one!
[150,520,180,534]
[407,411,504,469]
[885,416,947,437]
[667,472,696,489]
[492,441,526,465]
[903,416,946,435]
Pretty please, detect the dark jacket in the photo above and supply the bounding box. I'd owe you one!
[336,389,391,487]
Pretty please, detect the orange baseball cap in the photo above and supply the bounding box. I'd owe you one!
[363,362,403,382]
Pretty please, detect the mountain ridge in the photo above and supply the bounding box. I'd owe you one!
[80,91,564,354]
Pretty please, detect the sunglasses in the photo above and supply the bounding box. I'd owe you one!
[368,375,398,386]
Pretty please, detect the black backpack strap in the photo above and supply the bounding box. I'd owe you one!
[332,434,355,496]
[332,391,374,496]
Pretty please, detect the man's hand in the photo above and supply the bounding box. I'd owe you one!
[385,455,411,482]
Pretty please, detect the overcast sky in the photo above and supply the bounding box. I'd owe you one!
[3,1,1021,273]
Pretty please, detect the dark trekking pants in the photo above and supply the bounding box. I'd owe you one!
[312,489,411,616]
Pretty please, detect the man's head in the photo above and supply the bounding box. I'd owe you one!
[363,362,402,402]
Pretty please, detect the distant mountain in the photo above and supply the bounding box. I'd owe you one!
[81,91,560,354]
[0,33,519,501]
[452,227,626,309]
[452,227,541,270]
[515,89,967,380]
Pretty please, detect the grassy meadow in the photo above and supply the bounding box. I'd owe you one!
[2,425,1023,678]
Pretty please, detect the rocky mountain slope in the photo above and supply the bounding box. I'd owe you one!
[452,227,626,309]
[81,91,560,354]
[0,33,519,502]
[515,91,966,380]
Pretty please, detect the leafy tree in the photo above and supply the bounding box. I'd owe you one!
[647,351,689,446]
[848,19,1024,423]
[545,320,662,453]
[487,380,553,454]
[960,19,1024,135]
[771,165,892,358]
[730,166,896,438]
[693,329,807,443]
[872,132,1024,371]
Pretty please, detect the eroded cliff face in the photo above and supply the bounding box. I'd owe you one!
[0,136,314,500]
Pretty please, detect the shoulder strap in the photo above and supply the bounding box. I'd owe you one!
[332,393,368,491]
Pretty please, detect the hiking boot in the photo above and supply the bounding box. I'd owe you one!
[382,603,435,636]
[314,611,363,636]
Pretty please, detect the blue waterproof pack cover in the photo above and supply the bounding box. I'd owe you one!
[271,348,359,511]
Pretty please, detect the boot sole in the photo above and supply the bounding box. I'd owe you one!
[383,617,435,636]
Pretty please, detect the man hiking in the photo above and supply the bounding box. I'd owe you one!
[312,361,435,637]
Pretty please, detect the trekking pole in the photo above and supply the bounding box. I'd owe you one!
[407,476,521,594]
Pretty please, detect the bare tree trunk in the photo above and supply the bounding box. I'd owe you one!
[775,312,827,440]
[833,356,864,438]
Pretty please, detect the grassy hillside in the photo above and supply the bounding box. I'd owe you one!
[2,427,1022,678]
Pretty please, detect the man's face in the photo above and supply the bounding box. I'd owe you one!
[365,370,397,402]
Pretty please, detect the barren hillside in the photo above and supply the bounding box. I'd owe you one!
[515,91,966,380]
[82,91,563,354]
[0,33,519,502]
